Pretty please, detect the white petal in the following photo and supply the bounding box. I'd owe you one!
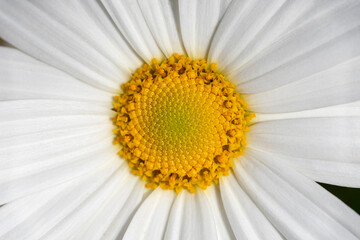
[0,47,112,103]
[220,174,282,240]
[138,0,185,58]
[0,120,112,170]
[0,115,111,138]
[0,181,69,236]
[253,100,360,123]
[164,190,218,240]
[234,1,360,93]
[248,117,360,163]
[245,56,360,113]
[0,158,122,239]
[0,100,112,122]
[219,0,312,71]
[208,0,285,71]
[0,100,113,169]
[123,188,175,240]
[0,100,113,199]
[61,170,145,240]
[0,129,116,204]
[0,0,141,91]
[101,0,164,62]
[0,136,114,182]
[233,152,360,239]
[248,146,360,188]
[98,181,148,240]
[250,101,360,187]
[210,0,344,74]
[0,100,115,204]
[178,0,230,59]
[0,123,112,153]
[203,185,235,240]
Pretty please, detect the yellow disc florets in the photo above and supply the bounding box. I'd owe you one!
[113,54,254,193]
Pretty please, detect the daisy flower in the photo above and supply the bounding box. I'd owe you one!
[0,0,360,239]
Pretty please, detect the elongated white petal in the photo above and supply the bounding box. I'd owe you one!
[219,0,313,72]
[0,130,116,204]
[0,158,122,239]
[0,99,115,204]
[211,0,345,74]
[99,182,148,240]
[0,120,110,150]
[164,190,218,240]
[248,105,360,187]
[0,181,69,236]
[0,100,114,174]
[0,134,113,177]
[220,174,282,240]
[253,100,360,123]
[245,56,360,113]
[0,47,112,103]
[101,0,164,62]
[248,117,360,163]
[138,0,185,57]
[178,0,230,59]
[123,188,175,240]
[0,124,112,169]
[233,152,360,239]
[208,0,285,71]
[0,99,113,170]
[61,169,145,240]
[0,115,110,138]
[248,146,360,188]
[0,0,141,91]
[0,100,112,122]
[234,1,360,93]
[203,185,235,240]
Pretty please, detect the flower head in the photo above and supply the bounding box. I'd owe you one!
[0,0,360,239]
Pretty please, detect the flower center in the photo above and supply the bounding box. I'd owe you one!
[113,54,254,193]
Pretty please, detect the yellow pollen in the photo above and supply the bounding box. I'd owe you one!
[113,54,254,193]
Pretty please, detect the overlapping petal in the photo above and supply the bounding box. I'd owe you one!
[164,190,218,240]
[234,152,360,239]
[220,174,282,239]
[178,0,230,59]
[138,0,185,58]
[245,57,360,113]
[0,0,141,91]
[0,159,131,239]
[233,1,360,93]
[248,115,360,187]
[0,47,113,104]
[123,188,175,240]
[101,0,165,62]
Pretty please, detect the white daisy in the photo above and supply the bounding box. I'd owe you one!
[0,0,360,239]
